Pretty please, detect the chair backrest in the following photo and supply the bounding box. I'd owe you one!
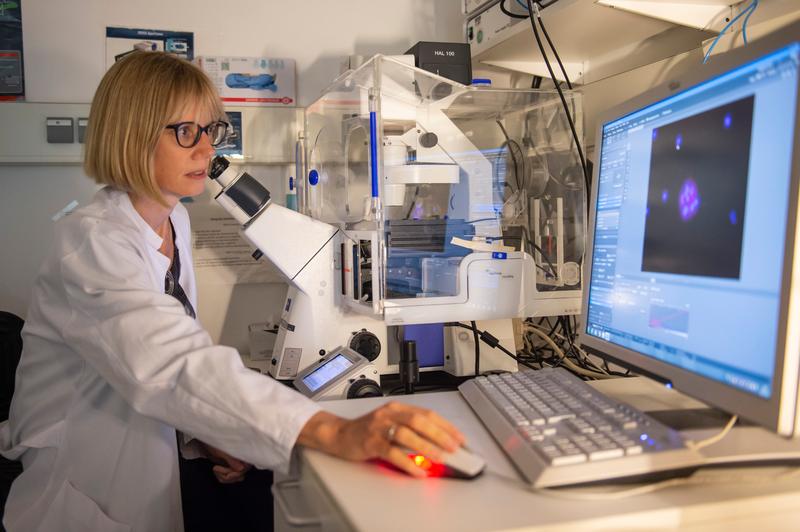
[0,312,23,422]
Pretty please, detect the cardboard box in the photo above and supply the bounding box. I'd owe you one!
[197,56,296,106]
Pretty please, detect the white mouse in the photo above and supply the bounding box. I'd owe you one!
[439,446,486,479]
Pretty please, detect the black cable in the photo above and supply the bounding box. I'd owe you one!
[525,0,590,210]
[534,4,572,91]
[444,322,538,371]
[526,238,558,279]
[404,185,420,219]
[470,320,481,376]
[496,120,524,192]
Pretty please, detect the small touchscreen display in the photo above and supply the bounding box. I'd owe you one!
[302,354,354,392]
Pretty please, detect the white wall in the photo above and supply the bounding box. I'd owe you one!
[0,0,465,354]
[21,0,463,106]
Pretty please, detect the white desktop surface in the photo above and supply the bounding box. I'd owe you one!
[297,377,800,531]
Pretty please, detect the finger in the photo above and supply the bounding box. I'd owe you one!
[222,456,248,472]
[384,445,427,478]
[392,425,444,461]
[213,465,246,484]
[393,407,465,452]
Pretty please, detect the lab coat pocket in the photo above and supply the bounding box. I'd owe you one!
[38,479,131,532]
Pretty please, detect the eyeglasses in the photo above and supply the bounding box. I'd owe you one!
[165,120,230,148]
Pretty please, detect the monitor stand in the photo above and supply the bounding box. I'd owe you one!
[592,376,800,469]
[647,407,754,431]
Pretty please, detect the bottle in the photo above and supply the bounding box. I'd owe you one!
[286,176,298,211]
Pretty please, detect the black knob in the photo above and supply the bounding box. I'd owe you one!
[346,378,382,399]
[419,132,438,148]
[349,329,381,362]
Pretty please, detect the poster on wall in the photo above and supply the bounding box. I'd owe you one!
[215,111,243,158]
[0,0,24,100]
[105,27,194,70]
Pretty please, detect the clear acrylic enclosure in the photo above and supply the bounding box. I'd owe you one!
[303,55,584,317]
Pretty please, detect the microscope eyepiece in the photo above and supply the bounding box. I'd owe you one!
[208,156,230,180]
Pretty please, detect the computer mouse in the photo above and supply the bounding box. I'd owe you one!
[407,446,486,479]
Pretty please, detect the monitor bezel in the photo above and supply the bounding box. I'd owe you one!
[580,21,800,437]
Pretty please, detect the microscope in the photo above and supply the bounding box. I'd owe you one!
[209,54,585,394]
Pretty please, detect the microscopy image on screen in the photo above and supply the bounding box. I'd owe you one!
[641,96,754,279]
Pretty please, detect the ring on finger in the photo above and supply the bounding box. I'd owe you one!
[386,423,399,443]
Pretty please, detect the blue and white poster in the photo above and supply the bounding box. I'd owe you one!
[215,111,243,158]
[105,27,194,70]
[0,0,24,99]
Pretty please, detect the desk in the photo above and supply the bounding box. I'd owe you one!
[273,377,800,531]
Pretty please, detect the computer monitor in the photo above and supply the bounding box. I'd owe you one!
[581,22,800,438]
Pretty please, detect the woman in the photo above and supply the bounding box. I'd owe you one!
[0,52,464,531]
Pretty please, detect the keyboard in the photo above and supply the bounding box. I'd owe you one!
[458,368,703,488]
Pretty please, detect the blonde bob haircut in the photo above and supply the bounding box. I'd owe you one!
[84,51,225,206]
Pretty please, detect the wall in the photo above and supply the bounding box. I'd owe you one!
[0,0,465,354]
[20,0,463,106]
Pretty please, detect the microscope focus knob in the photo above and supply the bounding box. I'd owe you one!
[349,329,381,362]
[346,378,382,399]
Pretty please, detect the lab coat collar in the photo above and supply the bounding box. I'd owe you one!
[113,188,171,251]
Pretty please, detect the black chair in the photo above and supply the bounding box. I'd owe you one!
[0,312,24,531]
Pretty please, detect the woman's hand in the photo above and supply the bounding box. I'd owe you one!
[197,441,253,484]
[297,402,465,477]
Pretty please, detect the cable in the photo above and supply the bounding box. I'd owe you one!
[471,320,481,376]
[686,415,738,451]
[523,321,610,376]
[532,4,572,90]
[524,0,590,211]
[444,322,539,371]
[741,0,759,44]
[526,326,615,379]
[496,120,525,192]
[703,0,759,64]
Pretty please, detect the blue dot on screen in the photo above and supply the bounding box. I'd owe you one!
[724,113,733,129]
[729,210,738,225]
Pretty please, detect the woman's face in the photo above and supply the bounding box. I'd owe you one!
[152,103,217,206]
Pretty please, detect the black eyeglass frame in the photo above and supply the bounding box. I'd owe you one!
[164,120,230,148]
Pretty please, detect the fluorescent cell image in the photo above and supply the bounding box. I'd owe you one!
[678,178,700,221]
[641,96,754,279]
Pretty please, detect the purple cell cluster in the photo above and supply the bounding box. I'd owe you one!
[679,178,700,221]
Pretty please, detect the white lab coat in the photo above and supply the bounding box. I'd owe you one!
[0,187,321,531]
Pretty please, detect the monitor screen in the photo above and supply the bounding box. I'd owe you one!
[585,43,800,400]
[302,353,354,393]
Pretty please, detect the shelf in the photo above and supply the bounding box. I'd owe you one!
[467,0,715,84]
[468,0,800,85]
